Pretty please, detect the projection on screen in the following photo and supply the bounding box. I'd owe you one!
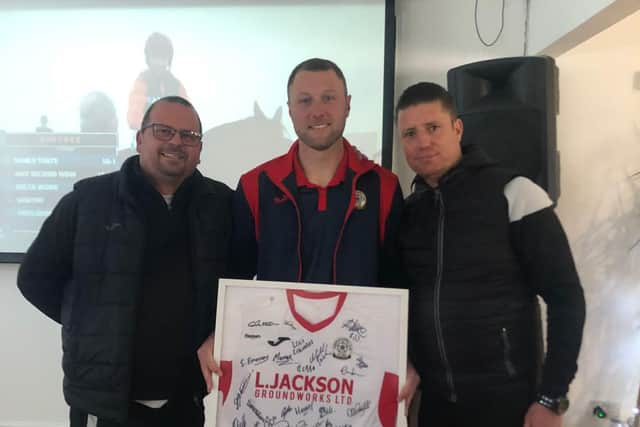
[0,2,386,254]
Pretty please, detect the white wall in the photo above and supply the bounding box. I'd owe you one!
[527,0,640,56]
[527,0,617,53]
[0,264,66,426]
[554,9,640,426]
[393,0,527,192]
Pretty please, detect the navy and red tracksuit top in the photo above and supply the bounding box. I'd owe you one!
[230,139,403,287]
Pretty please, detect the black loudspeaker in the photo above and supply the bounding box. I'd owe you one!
[447,56,560,201]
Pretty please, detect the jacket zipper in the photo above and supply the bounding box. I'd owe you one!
[501,327,517,377]
[434,189,457,402]
[275,184,304,281]
[292,197,303,282]
[333,218,349,284]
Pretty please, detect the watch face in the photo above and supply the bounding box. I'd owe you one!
[556,397,570,414]
[538,394,570,415]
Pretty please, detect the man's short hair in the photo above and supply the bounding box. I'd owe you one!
[395,82,458,122]
[287,58,348,96]
[140,96,202,133]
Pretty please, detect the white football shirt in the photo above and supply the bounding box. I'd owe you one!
[217,287,401,427]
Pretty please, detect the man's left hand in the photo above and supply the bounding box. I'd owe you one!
[523,403,562,427]
[398,361,420,416]
[196,334,222,394]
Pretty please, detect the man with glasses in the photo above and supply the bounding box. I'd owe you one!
[18,96,232,426]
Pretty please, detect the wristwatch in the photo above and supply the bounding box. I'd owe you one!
[536,394,570,415]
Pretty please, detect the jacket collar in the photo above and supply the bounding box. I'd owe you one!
[266,138,376,186]
[117,155,207,206]
[411,144,497,193]
[293,143,348,188]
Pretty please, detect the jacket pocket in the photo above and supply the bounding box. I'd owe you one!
[501,327,517,378]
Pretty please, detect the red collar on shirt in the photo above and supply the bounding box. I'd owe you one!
[286,289,347,332]
[292,140,348,189]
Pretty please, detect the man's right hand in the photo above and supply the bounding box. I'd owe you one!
[197,334,222,393]
[399,360,421,416]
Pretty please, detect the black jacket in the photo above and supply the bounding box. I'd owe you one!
[17,156,232,421]
[398,145,585,401]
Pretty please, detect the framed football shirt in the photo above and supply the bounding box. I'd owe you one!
[210,279,408,427]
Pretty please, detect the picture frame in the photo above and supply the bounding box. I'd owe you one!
[208,278,409,427]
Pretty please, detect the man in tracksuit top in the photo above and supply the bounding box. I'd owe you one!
[395,82,586,427]
[196,58,421,417]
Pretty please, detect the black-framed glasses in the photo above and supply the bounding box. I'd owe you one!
[141,123,202,146]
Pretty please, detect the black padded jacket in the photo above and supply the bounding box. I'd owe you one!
[398,145,585,402]
[17,156,232,422]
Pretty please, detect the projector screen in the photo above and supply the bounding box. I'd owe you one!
[0,0,392,259]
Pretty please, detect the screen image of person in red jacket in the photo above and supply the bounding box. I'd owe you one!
[197,58,421,424]
[395,82,586,427]
[127,32,188,130]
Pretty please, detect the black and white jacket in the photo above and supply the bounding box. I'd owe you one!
[398,145,585,402]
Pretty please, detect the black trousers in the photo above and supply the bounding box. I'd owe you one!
[418,382,533,427]
[69,395,204,427]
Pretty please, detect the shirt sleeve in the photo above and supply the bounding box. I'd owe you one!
[379,182,404,288]
[17,190,78,323]
[229,179,258,280]
[506,176,586,396]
